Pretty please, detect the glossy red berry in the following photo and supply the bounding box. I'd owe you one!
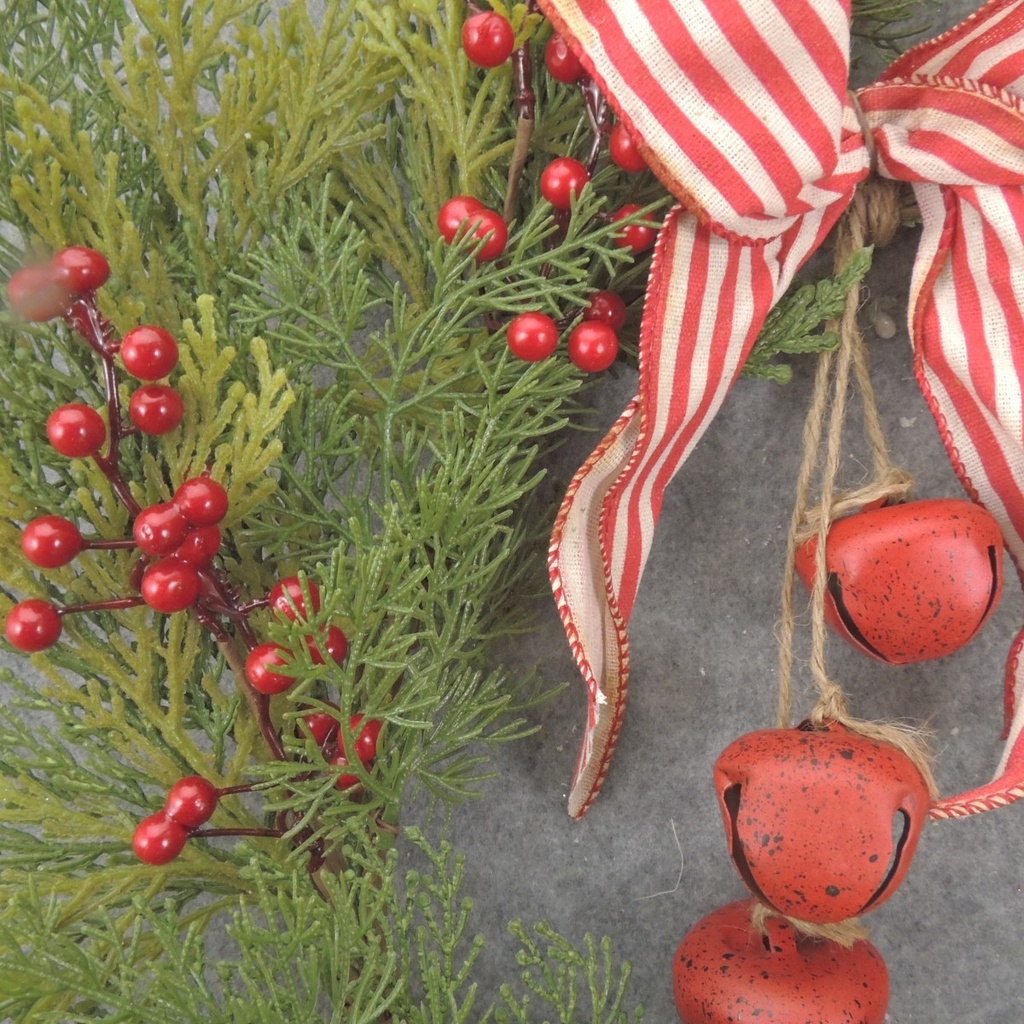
[174,525,222,566]
[461,12,515,68]
[51,247,110,294]
[4,599,62,651]
[583,291,628,332]
[611,205,658,253]
[132,812,189,865]
[437,196,485,243]
[544,33,584,83]
[437,198,507,261]
[21,516,83,568]
[307,624,349,666]
[608,123,648,173]
[128,385,184,435]
[330,752,362,791]
[173,477,229,527]
[351,715,383,764]
[269,576,322,622]
[540,157,589,211]
[164,775,219,829]
[141,557,201,613]
[133,503,191,557]
[7,264,72,322]
[568,322,619,373]
[302,709,340,747]
[119,325,179,380]
[47,404,106,458]
[506,312,559,362]
[245,642,294,695]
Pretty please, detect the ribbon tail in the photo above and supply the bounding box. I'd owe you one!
[551,203,843,817]
[906,181,1024,817]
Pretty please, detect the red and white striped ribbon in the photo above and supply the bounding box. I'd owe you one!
[541,0,1024,819]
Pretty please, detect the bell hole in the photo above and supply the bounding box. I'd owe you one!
[723,784,774,910]
[975,545,1001,632]
[860,809,911,913]
[826,572,889,661]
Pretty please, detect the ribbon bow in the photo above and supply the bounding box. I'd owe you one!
[542,0,1024,818]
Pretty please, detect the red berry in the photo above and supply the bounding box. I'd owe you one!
[461,12,515,68]
[437,198,507,261]
[330,752,361,791]
[173,477,229,527]
[7,264,72,322]
[568,322,619,373]
[611,205,658,253]
[307,624,348,666]
[269,576,321,622]
[544,34,585,83]
[21,516,83,568]
[133,503,191,557]
[128,385,184,435]
[51,247,110,294]
[141,557,200,613]
[4,599,62,651]
[351,716,383,765]
[164,775,219,829]
[119,325,179,380]
[302,709,340,747]
[174,525,222,566]
[132,812,188,864]
[506,312,559,362]
[608,123,648,173]
[437,195,485,243]
[583,290,628,332]
[47,404,106,458]
[539,157,589,211]
[245,642,294,695]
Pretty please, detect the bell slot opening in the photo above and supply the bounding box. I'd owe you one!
[723,783,775,912]
[973,545,1002,635]
[860,809,911,913]
[826,571,890,662]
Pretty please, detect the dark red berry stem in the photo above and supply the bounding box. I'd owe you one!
[83,538,138,551]
[190,827,286,840]
[504,44,536,223]
[59,596,147,615]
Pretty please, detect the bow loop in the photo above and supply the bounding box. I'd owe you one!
[543,0,1024,820]
[860,77,1024,186]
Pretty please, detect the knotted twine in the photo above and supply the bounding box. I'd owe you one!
[540,0,1024,820]
[774,175,938,799]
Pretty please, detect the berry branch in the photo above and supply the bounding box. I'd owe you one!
[4,249,383,870]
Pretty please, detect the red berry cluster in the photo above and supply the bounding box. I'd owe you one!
[244,577,349,694]
[133,775,219,865]
[450,13,661,374]
[301,706,384,791]
[3,248,385,868]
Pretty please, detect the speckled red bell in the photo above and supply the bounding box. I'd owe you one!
[714,723,930,923]
[795,498,1003,664]
[673,899,889,1024]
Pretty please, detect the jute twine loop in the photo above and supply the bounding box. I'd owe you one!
[775,176,938,787]
[759,177,937,947]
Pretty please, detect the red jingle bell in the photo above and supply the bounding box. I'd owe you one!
[714,724,930,924]
[795,498,1003,664]
[673,899,889,1024]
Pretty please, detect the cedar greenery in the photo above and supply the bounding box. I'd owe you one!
[0,0,916,1019]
